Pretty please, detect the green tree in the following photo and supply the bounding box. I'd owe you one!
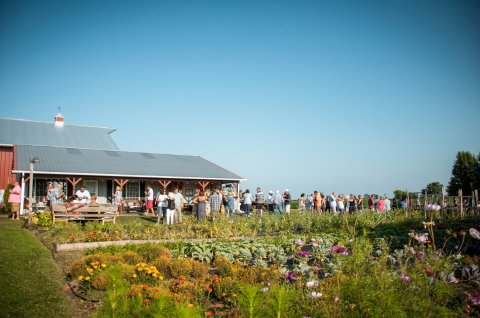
[447,151,479,196]
[421,182,444,196]
[393,189,407,200]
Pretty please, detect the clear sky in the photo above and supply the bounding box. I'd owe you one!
[1,0,479,197]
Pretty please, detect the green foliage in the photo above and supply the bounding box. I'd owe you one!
[421,181,444,197]
[447,150,479,195]
[37,212,53,227]
[1,183,13,214]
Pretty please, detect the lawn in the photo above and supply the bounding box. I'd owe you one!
[0,217,73,318]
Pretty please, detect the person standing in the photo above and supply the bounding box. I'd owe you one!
[377,196,386,212]
[305,194,312,211]
[267,191,274,212]
[337,195,345,215]
[313,191,322,214]
[209,189,222,220]
[165,192,176,225]
[227,191,235,215]
[114,186,123,215]
[348,194,356,214]
[76,185,91,204]
[298,193,306,213]
[145,185,154,216]
[368,195,375,211]
[46,182,55,211]
[193,190,208,221]
[8,181,22,220]
[156,189,168,224]
[172,188,184,224]
[255,187,265,217]
[283,189,292,214]
[385,196,391,212]
[357,195,364,213]
[273,190,284,215]
[242,189,254,217]
[328,192,337,215]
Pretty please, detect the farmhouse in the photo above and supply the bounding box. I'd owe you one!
[0,114,244,211]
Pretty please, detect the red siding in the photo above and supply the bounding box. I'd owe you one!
[0,146,14,189]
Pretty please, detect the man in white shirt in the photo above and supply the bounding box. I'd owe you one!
[75,186,91,204]
[328,192,337,216]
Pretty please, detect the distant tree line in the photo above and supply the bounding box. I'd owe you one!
[392,150,479,199]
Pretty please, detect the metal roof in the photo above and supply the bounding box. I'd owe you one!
[14,145,244,181]
[0,118,119,150]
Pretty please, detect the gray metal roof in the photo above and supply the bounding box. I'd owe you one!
[14,145,244,181]
[0,118,119,150]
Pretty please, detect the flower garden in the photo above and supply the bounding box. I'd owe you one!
[31,210,480,317]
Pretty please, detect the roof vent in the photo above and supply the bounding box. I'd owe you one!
[54,108,64,127]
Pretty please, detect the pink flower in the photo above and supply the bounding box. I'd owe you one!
[334,296,340,302]
[332,245,349,255]
[414,234,428,244]
[309,292,323,298]
[295,239,305,246]
[305,280,317,288]
[471,292,480,306]
[400,273,411,282]
[297,251,311,257]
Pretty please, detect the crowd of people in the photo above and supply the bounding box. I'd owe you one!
[149,187,402,224]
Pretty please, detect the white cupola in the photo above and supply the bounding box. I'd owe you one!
[54,110,64,127]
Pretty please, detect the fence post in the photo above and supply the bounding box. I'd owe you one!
[458,189,463,219]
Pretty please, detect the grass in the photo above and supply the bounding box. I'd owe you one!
[0,216,73,318]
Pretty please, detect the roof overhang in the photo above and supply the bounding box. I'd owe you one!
[12,170,246,182]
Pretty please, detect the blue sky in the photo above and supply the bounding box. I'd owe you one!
[1,0,479,197]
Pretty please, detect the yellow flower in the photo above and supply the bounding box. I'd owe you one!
[101,263,107,268]
[137,267,143,271]
[159,276,164,280]
[93,265,98,269]
[187,304,194,308]
[132,274,137,278]
[86,267,94,274]
[152,273,157,277]
[78,276,84,281]
[85,276,91,281]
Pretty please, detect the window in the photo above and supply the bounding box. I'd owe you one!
[125,181,140,199]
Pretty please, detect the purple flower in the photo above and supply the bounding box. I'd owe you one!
[309,291,323,298]
[297,251,311,258]
[295,239,305,246]
[260,287,269,293]
[285,272,296,283]
[416,251,424,261]
[471,292,480,306]
[400,273,411,282]
[332,245,349,255]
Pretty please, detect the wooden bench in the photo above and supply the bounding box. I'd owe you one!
[52,203,118,224]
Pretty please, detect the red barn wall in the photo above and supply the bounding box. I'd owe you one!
[0,146,14,189]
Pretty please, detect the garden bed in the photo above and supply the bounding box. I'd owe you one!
[29,210,480,317]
